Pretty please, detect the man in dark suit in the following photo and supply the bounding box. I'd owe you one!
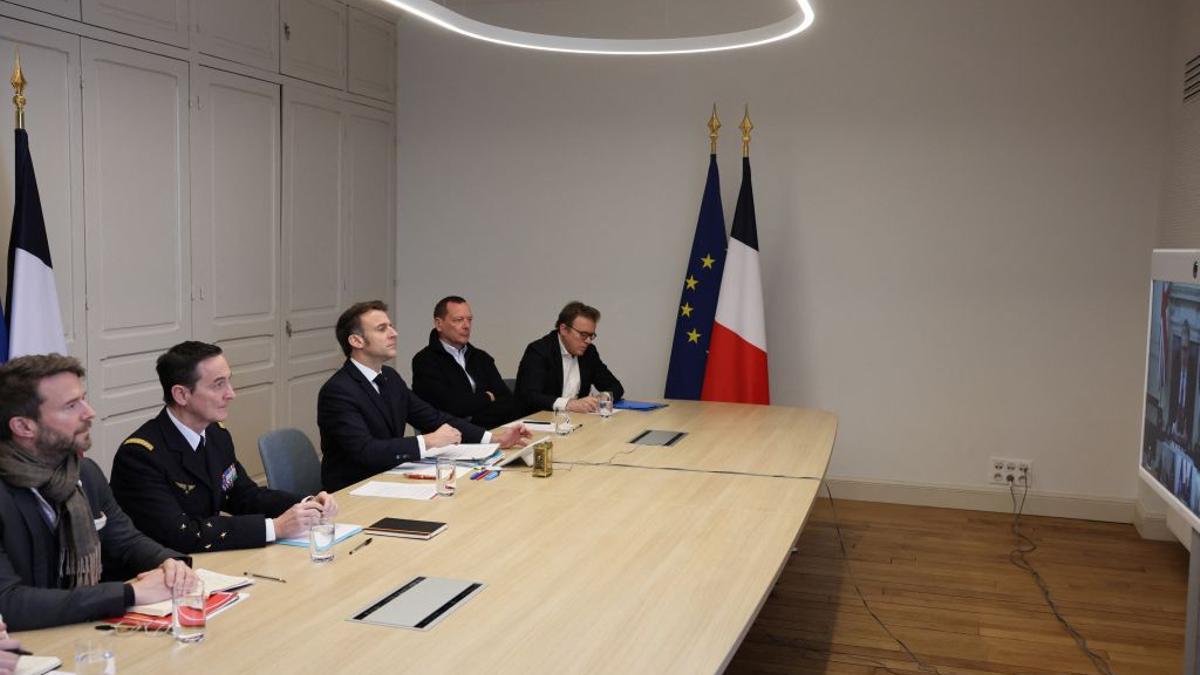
[412,296,525,429]
[110,341,337,553]
[318,300,530,492]
[0,354,195,630]
[516,301,624,413]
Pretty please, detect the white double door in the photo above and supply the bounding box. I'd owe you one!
[0,20,395,476]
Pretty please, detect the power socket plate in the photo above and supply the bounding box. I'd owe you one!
[989,456,1032,486]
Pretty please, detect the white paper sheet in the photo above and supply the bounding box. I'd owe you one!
[349,481,438,500]
[431,443,500,461]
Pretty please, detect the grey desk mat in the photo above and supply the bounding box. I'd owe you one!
[629,429,688,446]
[349,577,485,631]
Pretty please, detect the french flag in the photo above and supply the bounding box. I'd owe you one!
[6,128,66,360]
[701,156,769,404]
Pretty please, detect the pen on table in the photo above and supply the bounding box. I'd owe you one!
[243,571,287,583]
[404,473,435,480]
[3,648,31,656]
[349,537,373,555]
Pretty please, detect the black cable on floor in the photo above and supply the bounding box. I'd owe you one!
[1006,478,1115,675]
[823,482,944,675]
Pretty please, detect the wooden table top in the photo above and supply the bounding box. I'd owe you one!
[18,400,837,674]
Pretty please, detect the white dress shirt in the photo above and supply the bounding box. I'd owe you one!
[440,339,476,389]
[555,335,581,412]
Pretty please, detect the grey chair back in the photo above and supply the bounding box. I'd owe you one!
[257,428,322,496]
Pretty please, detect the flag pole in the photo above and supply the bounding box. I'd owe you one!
[10,51,24,130]
[708,104,720,154]
[740,105,752,157]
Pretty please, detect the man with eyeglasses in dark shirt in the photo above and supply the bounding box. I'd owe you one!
[515,301,624,413]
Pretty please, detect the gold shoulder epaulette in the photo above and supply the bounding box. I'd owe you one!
[216,421,227,430]
[124,437,154,452]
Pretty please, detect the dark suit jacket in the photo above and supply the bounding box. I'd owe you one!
[110,409,300,553]
[318,360,486,492]
[412,330,526,429]
[515,330,624,412]
[0,457,185,630]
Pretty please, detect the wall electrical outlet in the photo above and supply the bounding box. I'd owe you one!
[989,457,1032,486]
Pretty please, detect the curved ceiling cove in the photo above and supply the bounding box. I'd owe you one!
[381,0,815,56]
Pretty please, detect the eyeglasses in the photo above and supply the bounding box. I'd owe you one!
[566,325,597,342]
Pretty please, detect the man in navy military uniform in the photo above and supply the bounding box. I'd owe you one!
[110,341,338,553]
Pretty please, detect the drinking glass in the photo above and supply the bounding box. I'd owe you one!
[596,391,613,418]
[74,635,116,674]
[171,579,206,643]
[435,456,457,497]
[309,518,336,562]
[553,410,573,435]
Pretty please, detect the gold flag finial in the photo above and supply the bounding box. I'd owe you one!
[707,104,720,154]
[739,105,753,157]
[11,50,25,130]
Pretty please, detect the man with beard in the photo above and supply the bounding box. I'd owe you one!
[0,354,196,630]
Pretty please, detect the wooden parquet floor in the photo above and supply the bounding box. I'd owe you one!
[726,497,1189,675]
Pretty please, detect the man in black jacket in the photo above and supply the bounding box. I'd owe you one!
[516,301,624,413]
[0,354,195,630]
[110,341,337,553]
[319,300,530,492]
[412,296,525,429]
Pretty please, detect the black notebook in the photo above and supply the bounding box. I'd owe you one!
[365,517,448,540]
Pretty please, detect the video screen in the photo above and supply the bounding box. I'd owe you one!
[1143,279,1200,518]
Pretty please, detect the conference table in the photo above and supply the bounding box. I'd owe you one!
[19,400,837,674]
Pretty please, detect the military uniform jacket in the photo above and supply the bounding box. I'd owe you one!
[110,409,300,554]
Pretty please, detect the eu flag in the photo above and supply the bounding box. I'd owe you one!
[664,153,726,399]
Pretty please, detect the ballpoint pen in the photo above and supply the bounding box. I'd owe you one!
[404,473,436,480]
[348,537,373,555]
[243,571,287,583]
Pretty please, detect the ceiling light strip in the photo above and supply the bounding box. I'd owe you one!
[381,0,815,56]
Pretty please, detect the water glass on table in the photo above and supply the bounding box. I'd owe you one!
[553,410,573,435]
[74,635,116,674]
[309,517,336,562]
[596,391,613,418]
[435,456,457,497]
[172,579,206,643]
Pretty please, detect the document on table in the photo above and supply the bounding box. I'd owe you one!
[517,420,556,433]
[431,443,499,461]
[128,568,253,615]
[15,655,61,675]
[276,522,364,547]
[350,481,438,500]
[385,463,463,479]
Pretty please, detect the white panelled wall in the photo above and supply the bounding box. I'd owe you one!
[0,0,397,476]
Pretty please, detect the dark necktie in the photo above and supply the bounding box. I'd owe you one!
[374,372,395,429]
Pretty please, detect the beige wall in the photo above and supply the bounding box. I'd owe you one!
[394,0,1172,501]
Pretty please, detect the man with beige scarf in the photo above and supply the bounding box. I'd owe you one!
[0,354,195,631]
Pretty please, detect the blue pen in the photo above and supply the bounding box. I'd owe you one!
[484,470,499,480]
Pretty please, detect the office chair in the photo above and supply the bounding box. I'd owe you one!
[257,428,323,496]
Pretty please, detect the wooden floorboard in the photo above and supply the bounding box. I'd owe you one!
[726,498,1188,675]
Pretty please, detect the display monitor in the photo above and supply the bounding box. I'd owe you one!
[1141,250,1200,533]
